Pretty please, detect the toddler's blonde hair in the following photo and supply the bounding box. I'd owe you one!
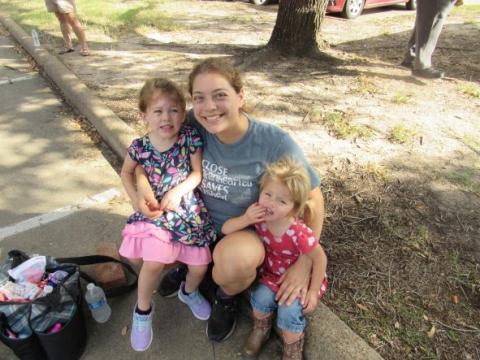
[259,157,312,217]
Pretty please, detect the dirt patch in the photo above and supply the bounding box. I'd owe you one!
[24,1,480,358]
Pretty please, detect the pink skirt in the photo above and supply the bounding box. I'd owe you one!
[119,221,211,266]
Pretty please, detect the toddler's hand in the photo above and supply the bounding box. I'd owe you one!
[137,193,162,219]
[302,290,318,314]
[244,202,266,224]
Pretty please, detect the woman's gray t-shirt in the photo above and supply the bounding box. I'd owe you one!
[192,114,320,233]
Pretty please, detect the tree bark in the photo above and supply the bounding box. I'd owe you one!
[266,0,329,57]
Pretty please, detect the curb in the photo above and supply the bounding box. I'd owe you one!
[0,14,137,160]
[0,15,383,360]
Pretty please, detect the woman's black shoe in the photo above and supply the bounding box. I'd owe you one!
[206,296,237,342]
[157,264,187,297]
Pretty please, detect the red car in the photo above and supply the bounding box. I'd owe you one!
[250,0,416,19]
[327,0,416,19]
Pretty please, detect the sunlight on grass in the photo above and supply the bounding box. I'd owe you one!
[308,109,373,140]
[0,0,178,38]
[463,133,480,151]
[452,4,480,23]
[457,83,480,98]
[353,75,378,95]
[388,124,417,144]
[362,161,390,181]
[391,91,414,105]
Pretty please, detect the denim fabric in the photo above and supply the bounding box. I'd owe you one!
[250,284,305,333]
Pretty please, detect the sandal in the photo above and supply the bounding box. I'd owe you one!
[58,47,74,55]
[79,49,90,56]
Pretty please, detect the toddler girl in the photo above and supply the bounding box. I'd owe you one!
[222,157,328,359]
[119,78,216,351]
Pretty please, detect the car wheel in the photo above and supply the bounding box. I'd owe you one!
[342,0,364,19]
[406,0,416,10]
[250,0,273,5]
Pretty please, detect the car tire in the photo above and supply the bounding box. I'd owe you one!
[406,0,416,10]
[342,0,364,19]
[250,0,273,5]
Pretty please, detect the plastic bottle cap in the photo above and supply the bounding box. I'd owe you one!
[87,283,95,290]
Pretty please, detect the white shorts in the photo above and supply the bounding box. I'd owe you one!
[44,0,76,13]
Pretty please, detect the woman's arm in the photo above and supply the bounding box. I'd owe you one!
[304,187,325,240]
[120,155,140,211]
[221,203,266,235]
[159,151,202,211]
[276,186,325,306]
[303,245,327,313]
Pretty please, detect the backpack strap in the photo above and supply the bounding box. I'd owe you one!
[55,255,137,297]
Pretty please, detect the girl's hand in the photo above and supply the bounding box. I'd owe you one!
[244,203,266,224]
[302,290,319,314]
[137,191,162,219]
[276,255,311,306]
[159,188,182,212]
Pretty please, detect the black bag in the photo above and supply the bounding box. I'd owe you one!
[0,250,137,360]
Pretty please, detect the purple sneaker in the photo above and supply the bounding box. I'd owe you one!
[130,303,154,351]
[178,282,211,320]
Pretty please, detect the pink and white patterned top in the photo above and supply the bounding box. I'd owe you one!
[255,219,328,298]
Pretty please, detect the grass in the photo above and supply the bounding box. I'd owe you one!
[353,75,378,95]
[388,124,417,144]
[463,133,480,151]
[457,83,480,98]
[442,168,480,195]
[308,109,373,140]
[452,4,480,22]
[391,91,414,105]
[323,161,480,359]
[0,0,178,39]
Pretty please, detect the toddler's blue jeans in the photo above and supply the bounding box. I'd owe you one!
[250,284,305,333]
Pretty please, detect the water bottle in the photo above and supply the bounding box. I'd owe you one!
[31,29,40,47]
[84,283,111,323]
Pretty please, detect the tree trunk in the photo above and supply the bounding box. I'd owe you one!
[266,0,328,57]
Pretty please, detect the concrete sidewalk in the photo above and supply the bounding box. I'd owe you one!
[0,14,383,360]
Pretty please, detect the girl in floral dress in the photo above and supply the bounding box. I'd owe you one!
[119,78,216,352]
[222,157,327,360]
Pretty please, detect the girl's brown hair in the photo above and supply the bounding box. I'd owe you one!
[259,157,312,217]
[188,57,243,95]
[138,78,186,113]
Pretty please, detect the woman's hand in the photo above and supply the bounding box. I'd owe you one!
[159,188,182,212]
[275,255,312,306]
[302,290,319,314]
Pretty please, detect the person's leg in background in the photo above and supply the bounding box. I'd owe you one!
[54,11,73,52]
[412,0,455,78]
[63,11,89,55]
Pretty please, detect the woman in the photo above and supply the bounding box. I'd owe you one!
[135,57,325,343]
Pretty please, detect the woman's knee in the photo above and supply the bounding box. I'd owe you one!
[212,231,264,277]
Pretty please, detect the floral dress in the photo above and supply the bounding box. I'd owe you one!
[126,126,216,247]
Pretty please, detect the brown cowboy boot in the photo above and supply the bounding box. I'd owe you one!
[243,314,273,358]
[282,333,305,360]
